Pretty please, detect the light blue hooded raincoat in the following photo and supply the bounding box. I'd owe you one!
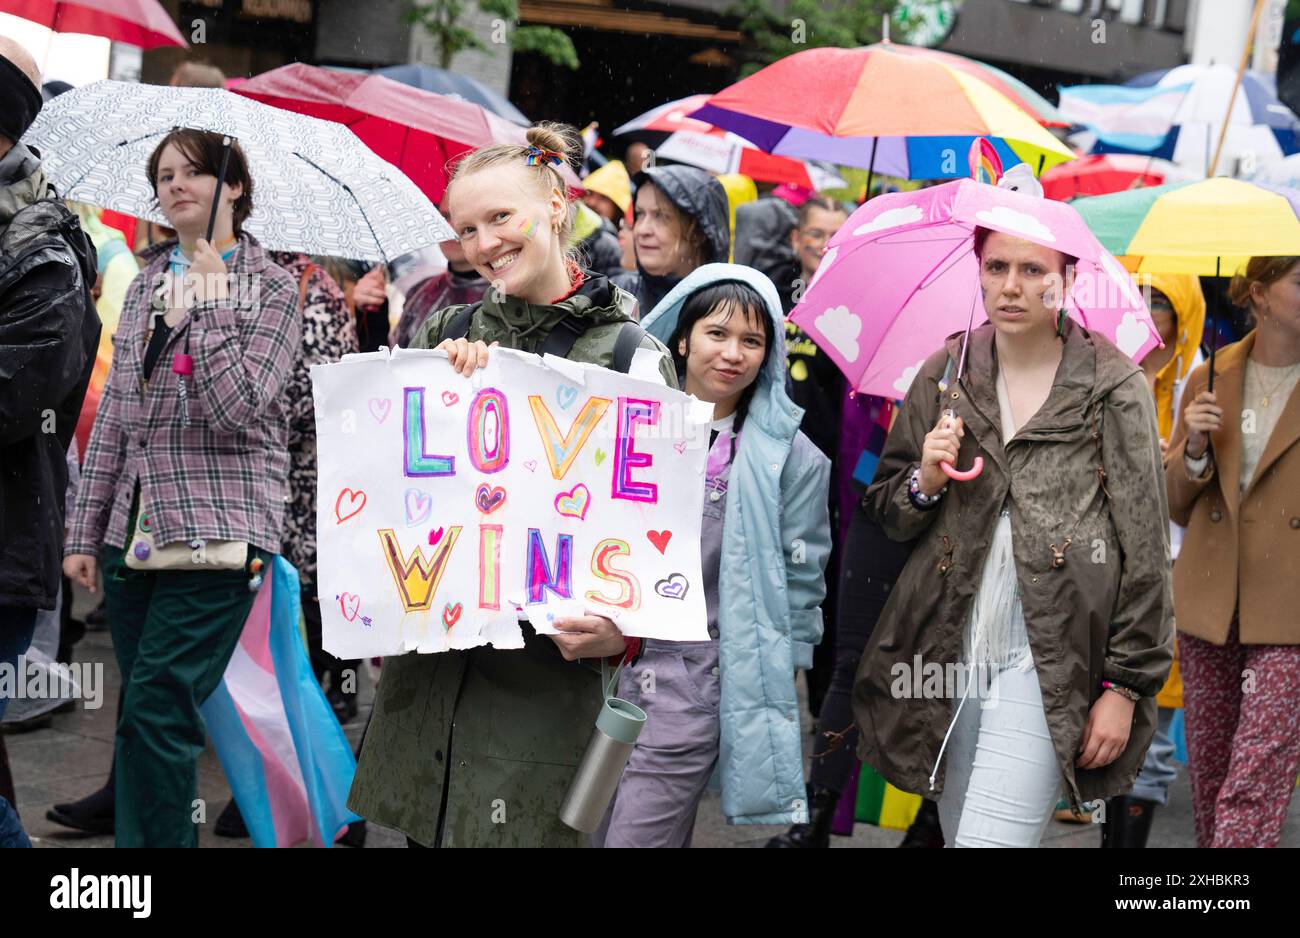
[641,263,832,824]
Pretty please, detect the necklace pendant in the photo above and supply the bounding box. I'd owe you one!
[1262,397,1270,408]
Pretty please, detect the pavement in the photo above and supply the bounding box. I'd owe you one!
[7,586,1297,848]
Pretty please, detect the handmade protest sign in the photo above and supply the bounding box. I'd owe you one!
[311,346,714,658]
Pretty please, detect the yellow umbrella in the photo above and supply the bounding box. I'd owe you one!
[1075,177,1300,388]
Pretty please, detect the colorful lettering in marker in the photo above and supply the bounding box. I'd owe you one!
[612,396,659,503]
[467,387,510,474]
[404,387,455,477]
[525,528,573,604]
[585,538,641,611]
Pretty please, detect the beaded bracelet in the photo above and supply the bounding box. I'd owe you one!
[907,466,946,510]
[1102,680,1141,702]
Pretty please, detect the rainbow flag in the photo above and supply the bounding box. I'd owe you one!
[855,763,923,832]
[200,557,361,847]
[968,137,1004,185]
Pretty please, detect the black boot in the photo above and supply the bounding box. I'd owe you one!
[1101,796,1157,848]
[898,798,944,848]
[337,819,367,847]
[765,786,840,848]
[46,781,115,835]
[215,799,249,838]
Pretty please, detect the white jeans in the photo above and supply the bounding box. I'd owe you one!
[937,660,1061,848]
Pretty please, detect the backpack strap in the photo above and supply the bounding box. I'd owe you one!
[438,302,480,343]
[612,321,647,375]
[539,312,589,360]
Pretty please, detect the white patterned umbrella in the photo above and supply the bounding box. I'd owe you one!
[22,80,455,262]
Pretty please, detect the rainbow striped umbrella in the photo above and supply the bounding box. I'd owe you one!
[866,43,1069,129]
[691,43,1074,180]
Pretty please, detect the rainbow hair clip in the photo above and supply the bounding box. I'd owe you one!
[524,145,565,167]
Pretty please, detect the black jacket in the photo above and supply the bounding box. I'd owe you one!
[577,216,625,279]
[613,164,730,317]
[734,197,799,311]
[0,144,100,610]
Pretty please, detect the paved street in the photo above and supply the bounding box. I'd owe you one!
[8,586,1296,848]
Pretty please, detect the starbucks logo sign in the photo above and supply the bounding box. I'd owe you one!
[894,0,962,48]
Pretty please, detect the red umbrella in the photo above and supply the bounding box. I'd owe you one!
[1040,154,1174,202]
[235,63,578,204]
[1,0,187,49]
[614,95,841,189]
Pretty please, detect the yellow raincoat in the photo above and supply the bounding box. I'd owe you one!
[1147,271,1205,710]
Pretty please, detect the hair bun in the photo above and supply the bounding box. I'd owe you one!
[525,122,579,168]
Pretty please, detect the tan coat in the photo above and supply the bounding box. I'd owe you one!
[1165,331,1300,645]
[853,321,1174,808]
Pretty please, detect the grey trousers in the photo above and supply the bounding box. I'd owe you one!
[594,639,721,848]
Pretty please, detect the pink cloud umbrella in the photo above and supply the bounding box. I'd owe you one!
[791,176,1160,413]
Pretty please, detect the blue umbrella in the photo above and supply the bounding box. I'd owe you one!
[377,64,529,126]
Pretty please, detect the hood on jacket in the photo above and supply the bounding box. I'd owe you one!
[0,142,48,228]
[581,159,632,217]
[641,262,800,440]
[1146,272,1206,440]
[633,164,731,267]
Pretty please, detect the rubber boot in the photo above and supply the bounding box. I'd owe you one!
[1101,795,1157,848]
[764,786,840,848]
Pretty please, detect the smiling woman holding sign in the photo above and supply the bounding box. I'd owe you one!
[347,123,678,848]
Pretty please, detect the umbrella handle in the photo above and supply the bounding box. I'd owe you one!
[941,457,984,482]
[204,136,235,244]
[938,408,983,481]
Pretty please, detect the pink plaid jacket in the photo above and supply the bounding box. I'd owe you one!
[65,234,301,556]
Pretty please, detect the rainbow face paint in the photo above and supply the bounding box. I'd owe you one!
[518,216,538,240]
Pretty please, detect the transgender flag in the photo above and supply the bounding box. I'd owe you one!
[200,557,361,847]
[1058,81,1193,155]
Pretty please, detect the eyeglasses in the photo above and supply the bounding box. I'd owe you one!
[799,229,833,243]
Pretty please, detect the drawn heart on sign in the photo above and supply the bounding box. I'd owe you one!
[428,526,444,546]
[442,602,463,629]
[339,593,361,621]
[556,385,578,410]
[405,488,432,526]
[654,574,689,601]
[594,448,607,465]
[368,398,391,422]
[554,483,591,520]
[674,440,689,454]
[441,390,459,407]
[334,488,367,524]
[475,483,507,514]
[647,530,673,554]
[523,459,538,473]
